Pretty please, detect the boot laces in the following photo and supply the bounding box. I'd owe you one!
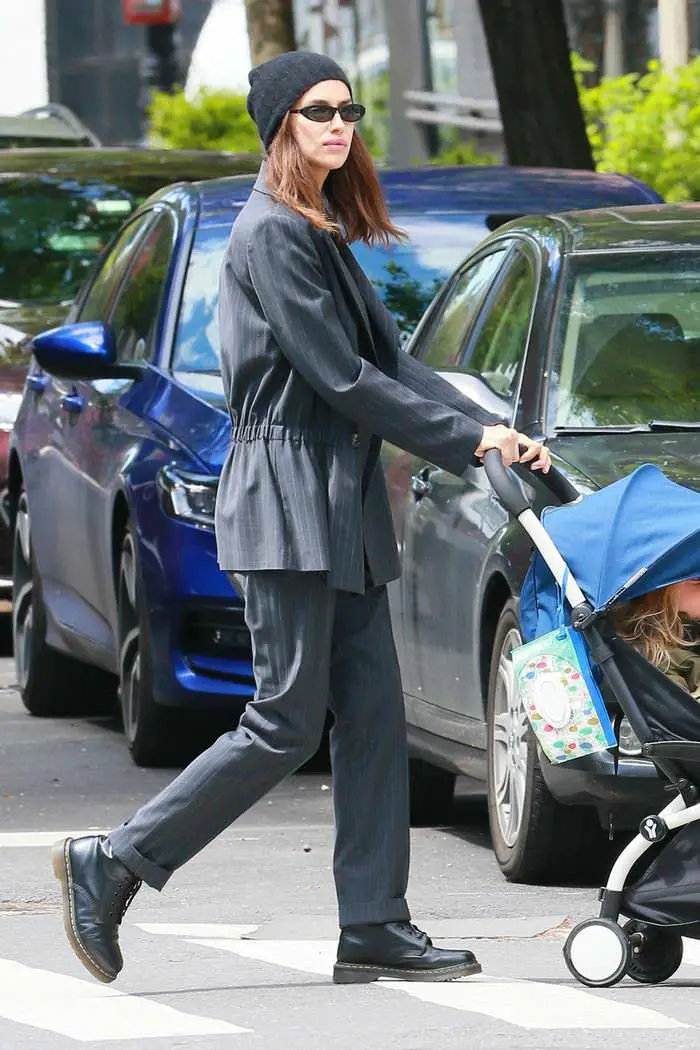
[402,921,431,946]
[108,877,142,923]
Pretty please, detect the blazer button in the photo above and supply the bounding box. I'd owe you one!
[351,432,360,448]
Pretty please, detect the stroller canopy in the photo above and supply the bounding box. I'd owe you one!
[520,464,700,640]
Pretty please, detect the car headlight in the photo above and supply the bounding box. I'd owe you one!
[157,464,218,527]
[0,391,23,432]
[617,717,643,757]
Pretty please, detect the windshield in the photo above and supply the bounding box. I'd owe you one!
[0,175,151,304]
[172,213,485,374]
[549,252,700,430]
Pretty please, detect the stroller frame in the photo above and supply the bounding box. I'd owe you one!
[484,450,700,988]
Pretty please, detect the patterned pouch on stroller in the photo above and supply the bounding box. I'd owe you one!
[512,575,616,763]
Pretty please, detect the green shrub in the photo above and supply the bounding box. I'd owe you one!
[147,89,262,154]
[575,53,700,202]
[429,135,497,167]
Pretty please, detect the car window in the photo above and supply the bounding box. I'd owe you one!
[170,222,506,377]
[550,252,700,429]
[351,214,497,341]
[415,249,508,371]
[109,211,176,364]
[77,214,154,323]
[461,250,536,401]
[0,177,153,308]
[171,223,230,373]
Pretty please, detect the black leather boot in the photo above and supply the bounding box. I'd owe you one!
[52,835,141,983]
[334,921,481,983]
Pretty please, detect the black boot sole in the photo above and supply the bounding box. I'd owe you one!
[51,839,117,984]
[333,959,482,984]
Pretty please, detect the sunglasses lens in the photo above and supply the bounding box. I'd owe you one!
[304,105,336,122]
[340,104,365,122]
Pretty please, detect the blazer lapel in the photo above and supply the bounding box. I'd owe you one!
[313,230,378,359]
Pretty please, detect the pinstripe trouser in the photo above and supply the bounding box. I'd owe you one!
[108,571,411,927]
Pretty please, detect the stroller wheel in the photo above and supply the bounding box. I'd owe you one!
[623,921,684,984]
[563,918,630,987]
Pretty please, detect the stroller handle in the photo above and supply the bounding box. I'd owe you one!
[483,448,579,518]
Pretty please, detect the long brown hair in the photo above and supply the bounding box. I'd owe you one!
[266,112,406,247]
[611,585,689,670]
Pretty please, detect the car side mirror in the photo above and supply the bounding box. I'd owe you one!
[436,370,510,422]
[31,322,144,382]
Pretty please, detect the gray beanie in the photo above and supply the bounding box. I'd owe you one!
[246,50,352,150]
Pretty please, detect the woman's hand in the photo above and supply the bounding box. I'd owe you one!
[475,425,551,473]
[516,432,551,473]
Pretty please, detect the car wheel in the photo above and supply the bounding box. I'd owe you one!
[12,489,115,715]
[117,527,183,767]
[409,758,456,826]
[486,598,603,882]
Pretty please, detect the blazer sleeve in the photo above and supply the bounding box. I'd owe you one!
[395,349,504,429]
[246,212,484,477]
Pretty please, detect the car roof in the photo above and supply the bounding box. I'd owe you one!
[189,165,661,226]
[0,147,261,182]
[545,203,700,253]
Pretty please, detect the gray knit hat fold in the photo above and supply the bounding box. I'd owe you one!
[246,50,352,150]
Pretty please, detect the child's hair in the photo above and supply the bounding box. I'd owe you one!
[265,112,406,247]
[611,585,688,670]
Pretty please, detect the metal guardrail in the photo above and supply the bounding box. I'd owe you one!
[404,89,503,133]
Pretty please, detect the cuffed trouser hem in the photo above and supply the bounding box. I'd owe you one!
[338,897,410,927]
[107,833,171,891]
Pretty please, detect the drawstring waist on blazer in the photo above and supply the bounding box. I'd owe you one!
[232,422,360,447]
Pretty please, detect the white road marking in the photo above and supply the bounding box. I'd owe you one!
[183,936,688,1030]
[0,831,105,848]
[138,923,259,939]
[0,960,249,1041]
[681,938,700,967]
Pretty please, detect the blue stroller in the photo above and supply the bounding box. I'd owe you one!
[484,452,700,988]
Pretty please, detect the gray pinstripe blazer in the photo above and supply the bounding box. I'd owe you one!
[215,164,498,594]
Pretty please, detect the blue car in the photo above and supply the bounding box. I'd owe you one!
[9,166,661,766]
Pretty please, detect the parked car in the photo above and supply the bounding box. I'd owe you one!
[0,104,99,149]
[383,202,700,882]
[0,145,261,592]
[9,165,662,771]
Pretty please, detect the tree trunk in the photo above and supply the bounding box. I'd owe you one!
[476,0,594,169]
[244,0,296,67]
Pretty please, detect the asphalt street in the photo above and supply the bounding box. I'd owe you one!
[3,641,700,1050]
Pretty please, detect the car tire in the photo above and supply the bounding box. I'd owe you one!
[117,526,184,767]
[486,598,604,882]
[12,489,116,716]
[409,758,456,826]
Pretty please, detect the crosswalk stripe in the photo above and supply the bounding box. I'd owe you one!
[682,939,700,967]
[0,831,105,848]
[183,936,688,1030]
[137,923,259,939]
[0,960,250,1041]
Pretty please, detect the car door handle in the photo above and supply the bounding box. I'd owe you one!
[60,391,84,414]
[410,468,433,499]
[27,372,48,393]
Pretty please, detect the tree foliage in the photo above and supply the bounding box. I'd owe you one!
[576,54,700,202]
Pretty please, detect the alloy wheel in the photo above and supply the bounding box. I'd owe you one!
[12,494,34,693]
[118,533,141,744]
[491,626,529,848]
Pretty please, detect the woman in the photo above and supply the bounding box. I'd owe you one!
[52,51,550,987]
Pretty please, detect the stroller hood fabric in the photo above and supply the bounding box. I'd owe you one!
[520,464,700,640]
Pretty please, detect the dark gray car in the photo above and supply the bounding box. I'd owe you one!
[386,204,700,882]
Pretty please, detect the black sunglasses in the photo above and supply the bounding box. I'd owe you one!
[290,103,366,124]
